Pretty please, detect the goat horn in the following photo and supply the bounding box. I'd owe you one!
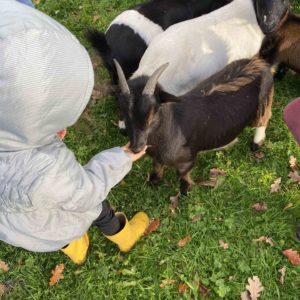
[142,63,169,96]
[113,59,130,95]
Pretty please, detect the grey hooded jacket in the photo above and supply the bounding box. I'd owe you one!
[0,0,132,252]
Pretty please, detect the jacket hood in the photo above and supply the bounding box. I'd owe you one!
[0,0,94,151]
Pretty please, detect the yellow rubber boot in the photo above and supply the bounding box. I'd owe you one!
[61,232,89,264]
[105,212,149,252]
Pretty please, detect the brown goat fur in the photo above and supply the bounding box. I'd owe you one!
[260,13,300,73]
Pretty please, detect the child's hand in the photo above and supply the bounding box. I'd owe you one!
[122,143,147,162]
[57,129,67,140]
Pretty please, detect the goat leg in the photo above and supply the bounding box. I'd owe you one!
[149,160,164,186]
[251,86,274,151]
[176,160,195,197]
[179,172,194,197]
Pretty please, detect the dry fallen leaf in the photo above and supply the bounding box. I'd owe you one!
[253,151,265,159]
[93,15,100,23]
[278,266,286,285]
[169,194,179,213]
[177,235,192,247]
[219,240,229,249]
[210,168,227,177]
[288,171,300,184]
[144,219,160,236]
[242,276,264,300]
[178,283,189,294]
[197,168,227,188]
[49,264,65,287]
[0,283,7,298]
[283,249,300,266]
[198,282,210,297]
[289,155,299,171]
[270,177,281,193]
[241,291,251,300]
[191,215,202,222]
[196,178,218,187]
[253,236,275,247]
[251,202,268,212]
[33,0,41,4]
[0,260,9,272]
[159,279,176,288]
[283,203,293,210]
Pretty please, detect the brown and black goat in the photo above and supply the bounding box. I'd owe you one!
[115,57,274,197]
[260,12,300,79]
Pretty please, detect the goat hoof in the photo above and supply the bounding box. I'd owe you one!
[251,142,260,152]
[148,173,161,186]
[296,228,300,242]
[119,128,127,136]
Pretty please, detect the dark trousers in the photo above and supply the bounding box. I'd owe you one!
[92,200,123,236]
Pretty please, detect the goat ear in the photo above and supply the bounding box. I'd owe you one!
[113,59,130,95]
[142,63,169,96]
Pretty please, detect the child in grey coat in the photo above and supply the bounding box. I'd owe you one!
[0,0,149,264]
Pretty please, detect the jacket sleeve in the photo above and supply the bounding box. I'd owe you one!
[31,145,133,213]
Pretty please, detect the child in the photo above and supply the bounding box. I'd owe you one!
[284,97,300,241]
[0,0,149,264]
[16,0,34,7]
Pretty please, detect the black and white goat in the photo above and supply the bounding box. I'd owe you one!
[260,12,300,79]
[115,57,274,197]
[86,0,232,82]
[121,0,289,146]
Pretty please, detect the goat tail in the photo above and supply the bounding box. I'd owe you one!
[86,29,115,80]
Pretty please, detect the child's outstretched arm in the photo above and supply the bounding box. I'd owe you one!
[30,143,147,213]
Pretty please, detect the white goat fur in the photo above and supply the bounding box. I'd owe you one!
[108,10,163,45]
[132,0,265,96]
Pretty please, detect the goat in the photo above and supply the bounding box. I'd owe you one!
[260,12,300,79]
[115,57,274,197]
[86,0,232,83]
[123,0,288,148]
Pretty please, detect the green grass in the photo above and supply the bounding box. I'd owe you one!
[1,0,300,299]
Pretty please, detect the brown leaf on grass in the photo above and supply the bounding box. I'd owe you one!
[196,178,218,187]
[159,279,176,288]
[241,291,251,300]
[49,264,65,287]
[288,171,300,184]
[144,219,160,236]
[178,283,189,294]
[278,266,286,285]
[191,215,202,222]
[169,194,179,213]
[251,202,268,212]
[93,15,100,23]
[198,282,210,297]
[210,168,227,177]
[197,168,227,188]
[289,155,299,171]
[219,240,229,249]
[283,249,300,266]
[91,84,118,100]
[0,260,9,272]
[253,236,275,247]
[0,283,7,298]
[253,151,265,159]
[33,0,41,4]
[177,235,192,247]
[283,203,293,210]
[270,177,281,193]
[92,62,100,70]
[242,276,264,300]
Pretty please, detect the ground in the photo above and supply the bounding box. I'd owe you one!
[0,0,300,299]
